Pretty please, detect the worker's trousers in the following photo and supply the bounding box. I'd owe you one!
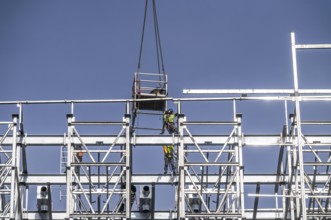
[166,122,177,134]
[164,156,176,174]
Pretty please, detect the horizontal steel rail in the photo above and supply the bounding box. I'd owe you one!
[0,122,13,125]
[71,162,125,166]
[71,121,125,126]
[2,134,331,146]
[183,89,331,94]
[0,209,294,219]
[185,162,239,166]
[295,44,331,49]
[301,121,331,125]
[137,72,165,76]
[2,174,329,185]
[1,91,331,105]
[183,121,238,125]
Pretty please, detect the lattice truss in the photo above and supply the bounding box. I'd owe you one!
[65,114,132,219]
[176,114,245,219]
[0,115,26,219]
[277,113,331,219]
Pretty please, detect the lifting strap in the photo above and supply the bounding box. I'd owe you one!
[132,0,167,133]
[137,0,166,83]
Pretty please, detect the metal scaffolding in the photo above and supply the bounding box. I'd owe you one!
[0,115,19,219]
[176,110,245,219]
[64,104,132,219]
[0,33,330,219]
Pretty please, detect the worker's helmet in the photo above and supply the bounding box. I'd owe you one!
[168,108,173,113]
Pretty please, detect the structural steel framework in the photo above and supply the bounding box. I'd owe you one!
[0,33,331,219]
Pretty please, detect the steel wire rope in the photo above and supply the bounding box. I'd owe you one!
[133,0,148,132]
[152,0,166,83]
[137,0,148,72]
[153,2,161,78]
[137,0,166,84]
[135,0,167,130]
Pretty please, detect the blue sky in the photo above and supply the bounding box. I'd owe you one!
[1,0,331,212]
[1,1,331,102]
[1,0,331,132]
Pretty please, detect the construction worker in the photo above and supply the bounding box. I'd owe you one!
[76,147,84,162]
[119,184,136,212]
[163,145,176,175]
[74,145,84,174]
[160,108,177,134]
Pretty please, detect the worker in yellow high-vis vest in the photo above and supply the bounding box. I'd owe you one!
[160,108,177,134]
[163,145,176,175]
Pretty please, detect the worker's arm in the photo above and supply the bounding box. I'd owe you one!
[160,118,166,134]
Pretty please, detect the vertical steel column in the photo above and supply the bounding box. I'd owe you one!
[16,121,22,220]
[70,102,74,115]
[9,115,18,219]
[125,102,132,220]
[282,100,289,219]
[0,193,2,213]
[232,100,237,215]
[177,114,185,220]
[284,101,289,133]
[66,114,74,219]
[287,115,296,220]
[176,101,181,115]
[17,105,24,218]
[291,32,307,220]
[236,114,245,218]
[234,130,240,214]
[292,122,302,219]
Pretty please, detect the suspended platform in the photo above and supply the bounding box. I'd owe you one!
[132,72,167,111]
[131,72,168,131]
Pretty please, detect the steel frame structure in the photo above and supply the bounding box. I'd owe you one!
[176,111,245,219]
[0,33,330,219]
[65,105,132,219]
[0,114,28,219]
[183,32,331,220]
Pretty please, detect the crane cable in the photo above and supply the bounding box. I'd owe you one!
[152,0,165,79]
[137,0,148,73]
[137,0,166,83]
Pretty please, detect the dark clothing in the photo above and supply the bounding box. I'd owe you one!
[74,145,83,174]
[164,156,176,174]
[119,184,136,212]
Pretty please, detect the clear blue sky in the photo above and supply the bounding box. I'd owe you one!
[0,0,331,212]
[1,0,330,133]
[1,1,331,101]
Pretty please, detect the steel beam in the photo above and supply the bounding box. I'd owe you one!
[2,135,331,146]
[0,209,290,219]
[4,174,330,185]
[183,89,331,94]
